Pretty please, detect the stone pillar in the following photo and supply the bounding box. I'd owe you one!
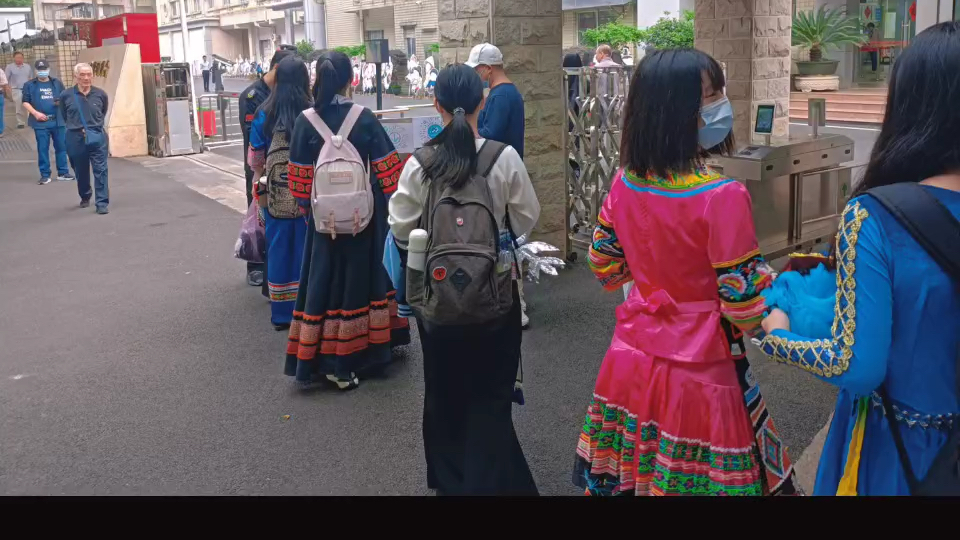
[694,0,792,144]
[438,0,566,252]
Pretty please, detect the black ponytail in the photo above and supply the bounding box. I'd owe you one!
[420,64,484,190]
[313,51,352,111]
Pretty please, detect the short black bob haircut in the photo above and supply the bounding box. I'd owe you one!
[620,48,734,179]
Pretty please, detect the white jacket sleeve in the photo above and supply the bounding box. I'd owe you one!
[501,146,541,238]
[387,156,425,249]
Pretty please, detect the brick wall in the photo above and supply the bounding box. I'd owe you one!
[694,0,792,141]
[438,0,566,252]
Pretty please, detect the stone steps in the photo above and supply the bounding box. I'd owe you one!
[789,89,887,124]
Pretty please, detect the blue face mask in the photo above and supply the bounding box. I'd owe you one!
[37,70,50,78]
[698,96,734,150]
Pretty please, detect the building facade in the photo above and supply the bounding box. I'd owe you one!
[156,0,441,68]
[33,0,156,33]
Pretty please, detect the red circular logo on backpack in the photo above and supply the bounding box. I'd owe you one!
[433,267,447,281]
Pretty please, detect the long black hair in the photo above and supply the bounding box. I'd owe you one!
[620,48,733,178]
[259,55,312,134]
[856,21,960,197]
[420,64,484,190]
[313,50,353,110]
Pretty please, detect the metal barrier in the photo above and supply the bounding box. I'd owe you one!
[562,66,633,258]
[197,92,243,151]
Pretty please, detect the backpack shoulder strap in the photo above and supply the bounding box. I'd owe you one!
[337,104,364,138]
[866,183,960,282]
[302,107,334,144]
[868,182,960,495]
[476,140,509,179]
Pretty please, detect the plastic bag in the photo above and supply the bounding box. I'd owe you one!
[383,230,411,317]
[234,201,265,264]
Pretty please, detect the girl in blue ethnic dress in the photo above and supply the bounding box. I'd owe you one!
[248,56,313,330]
[284,51,410,390]
[760,22,960,495]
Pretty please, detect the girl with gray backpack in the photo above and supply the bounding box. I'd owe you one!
[388,64,541,495]
[282,51,411,391]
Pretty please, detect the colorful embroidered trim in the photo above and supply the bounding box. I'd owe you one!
[713,248,774,334]
[622,167,732,198]
[287,161,313,199]
[759,202,869,378]
[372,151,406,195]
[588,215,632,291]
[286,293,410,360]
[248,146,266,170]
[268,281,299,303]
[575,396,763,496]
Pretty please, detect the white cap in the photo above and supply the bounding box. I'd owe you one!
[464,43,503,68]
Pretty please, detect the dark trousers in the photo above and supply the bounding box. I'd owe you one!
[202,70,210,92]
[34,126,69,179]
[869,51,878,72]
[417,283,539,496]
[66,129,109,209]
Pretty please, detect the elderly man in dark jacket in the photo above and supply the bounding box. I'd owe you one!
[59,62,110,214]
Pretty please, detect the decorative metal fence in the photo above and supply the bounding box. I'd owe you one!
[562,66,633,258]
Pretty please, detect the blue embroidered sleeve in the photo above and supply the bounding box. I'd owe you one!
[247,109,268,169]
[759,199,892,396]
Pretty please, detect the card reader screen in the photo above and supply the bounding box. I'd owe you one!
[755,104,775,134]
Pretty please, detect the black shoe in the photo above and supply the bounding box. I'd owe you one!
[79,199,90,208]
[96,207,109,215]
[273,322,291,332]
[247,270,264,287]
[57,174,75,182]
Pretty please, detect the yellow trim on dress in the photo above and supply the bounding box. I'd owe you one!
[837,396,869,496]
[712,248,762,269]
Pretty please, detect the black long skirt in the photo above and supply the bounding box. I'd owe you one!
[417,283,539,496]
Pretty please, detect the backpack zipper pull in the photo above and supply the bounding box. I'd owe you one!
[353,208,360,235]
[329,211,337,240]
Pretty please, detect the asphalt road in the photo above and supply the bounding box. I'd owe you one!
[0,149,838,495]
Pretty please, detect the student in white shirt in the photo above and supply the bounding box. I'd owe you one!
[388,64,540,496]
[200,55,212,92]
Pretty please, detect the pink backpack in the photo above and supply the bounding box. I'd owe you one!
[302,104,373,238]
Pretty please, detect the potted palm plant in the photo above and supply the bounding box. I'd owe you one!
[793,6,867,76]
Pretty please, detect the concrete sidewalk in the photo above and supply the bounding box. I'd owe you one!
[0,145,835,494]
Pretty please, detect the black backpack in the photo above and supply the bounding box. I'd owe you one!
[867,182,960,496]
[406,140,514,326]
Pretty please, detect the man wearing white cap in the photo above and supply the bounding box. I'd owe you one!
[464,43,525,159]
[465,42,531,329]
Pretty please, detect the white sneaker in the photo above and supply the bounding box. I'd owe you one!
[521,310,530,330]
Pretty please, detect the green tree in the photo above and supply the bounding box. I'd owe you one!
[0,0,33,7]
[425,42,440,55]
[333,44,366,58]
[637,10,695,50]
[295,39,315,58]
[581,19,645,50]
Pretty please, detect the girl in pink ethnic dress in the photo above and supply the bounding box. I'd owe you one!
[573,49,800,496]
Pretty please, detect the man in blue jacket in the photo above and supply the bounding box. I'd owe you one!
[21,60,74,185]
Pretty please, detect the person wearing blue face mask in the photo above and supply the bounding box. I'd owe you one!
[21,59,74,185]
[572,48,800,496]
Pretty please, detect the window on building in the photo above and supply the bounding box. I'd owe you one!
[170,1,179,17]
[206,0,216,9]
[100,5,124,17]
[70,4,95,19]
[365,30,384,41]
[403,26,416,58]
[191,0,200,13]
[577,8,619,46]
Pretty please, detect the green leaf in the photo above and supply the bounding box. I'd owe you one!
[792,5,867,58]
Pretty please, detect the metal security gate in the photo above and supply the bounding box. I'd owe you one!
[562,66,632,259]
